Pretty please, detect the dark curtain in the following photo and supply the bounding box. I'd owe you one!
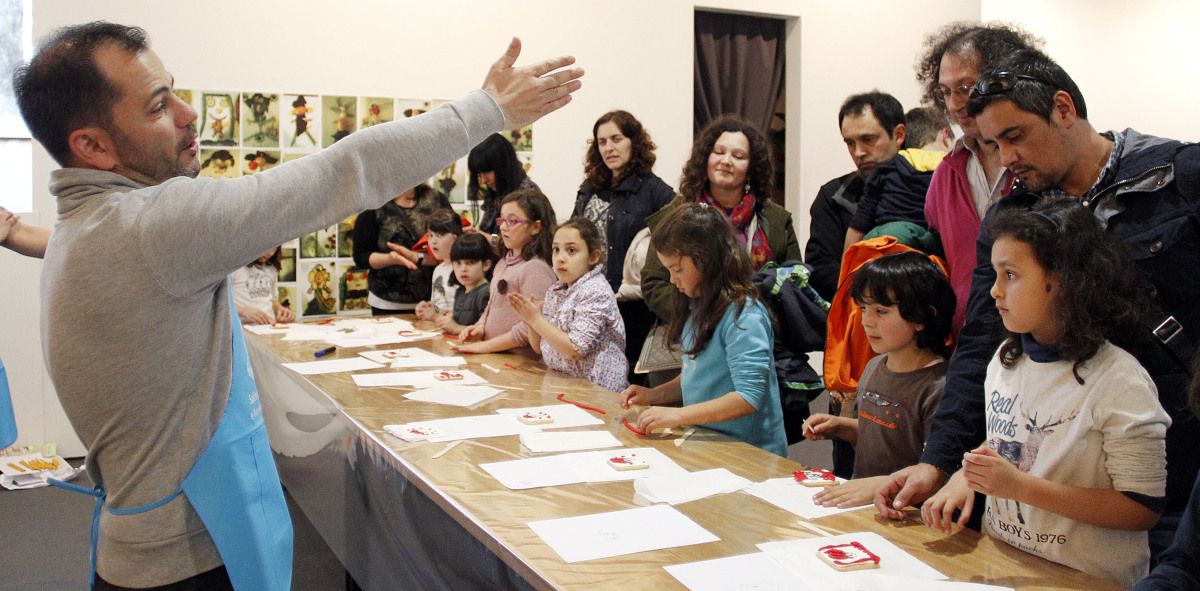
[694,11,785,136]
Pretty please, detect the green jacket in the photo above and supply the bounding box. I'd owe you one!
[641,197,802,323]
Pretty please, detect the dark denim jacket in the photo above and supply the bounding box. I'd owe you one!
[572,173,675,291]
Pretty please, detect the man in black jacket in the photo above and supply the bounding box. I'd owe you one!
[874,47,1200,561]
[804,91,906,301]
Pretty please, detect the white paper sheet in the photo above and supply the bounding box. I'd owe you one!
[855,574,1014,591]
[519,431,624,453]
[481,447,686,489]
[281,324,342,341]
[757,532,946,590]
[243,324,290,335]
[356,347,465,368]
[384,413,539,443]
[479,453,586,489]
[353,369,485,388]
[403,385,504,407]
[743,476,867,520]
[633,468,751,506]
[325,329,440,349]
[665,552,806,590]
[495,404,605,429]
[281,357,384,375]
[528,504,719,563]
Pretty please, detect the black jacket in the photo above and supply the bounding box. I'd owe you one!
[805,172,863,300]
[849,152,934,233]
[920,129,1200,512]
[572,173,674,291]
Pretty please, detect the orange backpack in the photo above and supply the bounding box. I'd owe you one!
[822,236,950,392]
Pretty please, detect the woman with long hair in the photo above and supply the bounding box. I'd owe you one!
[468,133,538,235]
[641,115,801,325]
[572,110,674,382]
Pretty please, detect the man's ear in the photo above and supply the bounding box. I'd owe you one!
[893,123,907,150]
[1052,90,1078,129]
[67,126,119,170]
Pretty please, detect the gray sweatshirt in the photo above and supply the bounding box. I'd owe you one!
[41,90,503,587]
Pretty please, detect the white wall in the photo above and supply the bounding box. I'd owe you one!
[10,0,978,455]
[983,0,1200,141]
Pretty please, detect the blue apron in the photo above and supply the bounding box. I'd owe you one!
[0,357,17,449]
[53,301,293,590]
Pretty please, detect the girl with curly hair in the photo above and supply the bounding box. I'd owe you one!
[619,203,786,456]
[927,197,1169,587]
[640,115,801,326]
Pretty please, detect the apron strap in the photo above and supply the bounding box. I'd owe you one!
[48,477,184,590]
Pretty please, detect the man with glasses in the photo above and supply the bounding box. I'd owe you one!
[872,22,1038,522]
[883,47,1200,564]
[914,24,1039,336]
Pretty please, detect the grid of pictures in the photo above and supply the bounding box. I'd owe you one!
[177,87,534,319]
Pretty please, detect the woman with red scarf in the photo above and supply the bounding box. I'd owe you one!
[642,115,801,325]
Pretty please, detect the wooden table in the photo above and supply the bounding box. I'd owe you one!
[245,320,1121,591]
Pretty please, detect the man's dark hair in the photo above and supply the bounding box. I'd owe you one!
[13,22,149,166]
[837,91,905,139]
[904,107,949,148]
[966,48,1088,121]
[915,22,1041,108]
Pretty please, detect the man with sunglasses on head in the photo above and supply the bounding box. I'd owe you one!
[882,46,1200,565]
[872,21,1039,526]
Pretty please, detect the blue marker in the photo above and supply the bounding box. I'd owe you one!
[314,346,336,358]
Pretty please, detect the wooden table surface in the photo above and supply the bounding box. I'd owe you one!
[248,320,1121,591]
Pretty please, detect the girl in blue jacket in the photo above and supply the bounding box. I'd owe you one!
[619,202,786,456]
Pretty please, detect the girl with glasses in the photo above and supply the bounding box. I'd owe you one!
[454,189,556,354]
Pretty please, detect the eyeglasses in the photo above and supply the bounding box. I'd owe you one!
[971,71,1052,99]
[935,84,973,103]
[495,216,530,228]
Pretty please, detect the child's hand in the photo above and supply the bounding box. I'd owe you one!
[435,313,461,334]
[635,406,685,433]
[618,384,659,409]
[448,341,485,354]
[415,301,436,320]
[921,469,975,534]
[237,306,271,325]
[962,445,1027,500]
[813,476,884,508]
[507,292,542,323]
[275,306,295,323]
[459,324,484,342]
[802,413,843,441]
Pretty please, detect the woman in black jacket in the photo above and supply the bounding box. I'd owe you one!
[572,110,674,382]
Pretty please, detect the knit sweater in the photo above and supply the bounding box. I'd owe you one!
[41,90,503,587]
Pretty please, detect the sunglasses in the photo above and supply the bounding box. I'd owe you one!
[970,71,1053,99]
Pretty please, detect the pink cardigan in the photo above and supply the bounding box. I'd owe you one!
[475,255,557,341]
[925,148,980,336]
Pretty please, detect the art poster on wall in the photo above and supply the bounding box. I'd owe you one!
[173,85,532,319]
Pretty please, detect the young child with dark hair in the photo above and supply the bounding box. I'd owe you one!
[231,246,294,325]
[436,232,496,336]
[509,217,627,392]
[619,203,786,455]
[804,251,955,507]
[415,209,464,322]
[454,188,556,353]
[925,197,1169,587]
